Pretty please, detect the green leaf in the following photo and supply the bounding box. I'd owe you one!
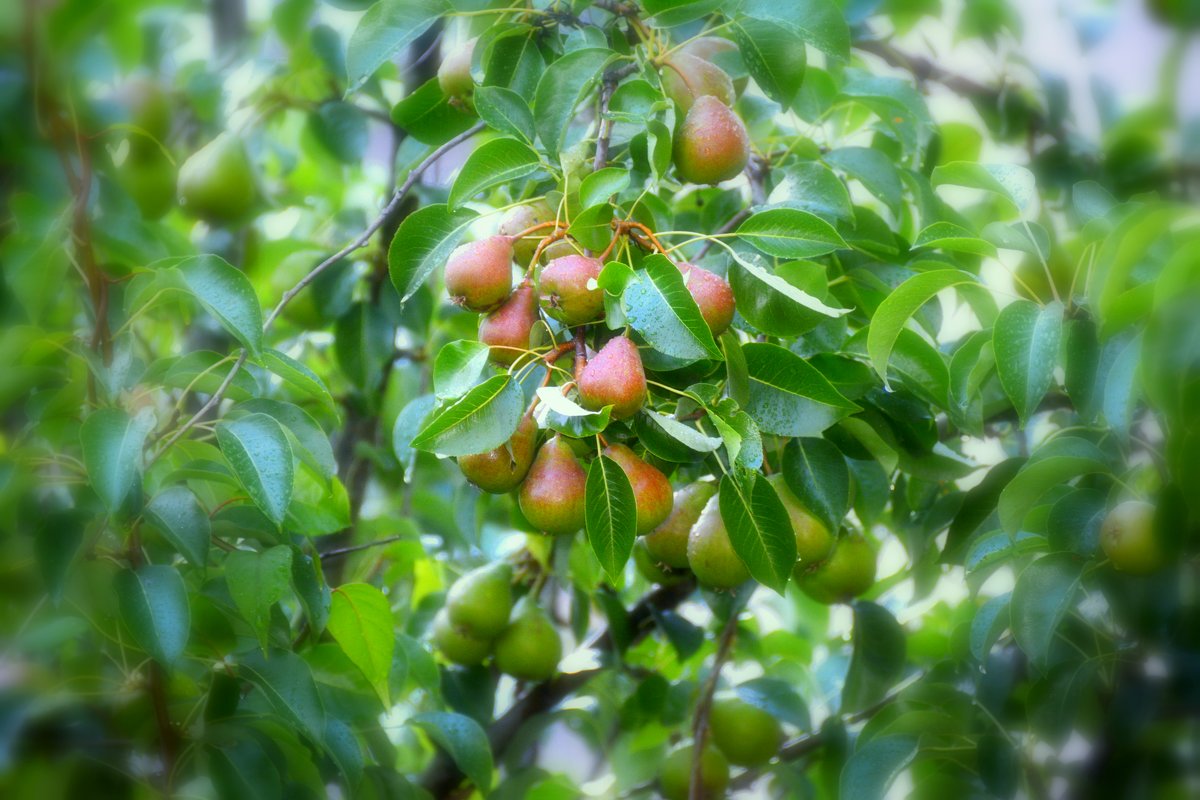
[290,547,330,634]
[722,330,750,407]
[839,735,918,799]
[434,340,491,400]
[216,413,294,525]
[80,407,154,512]
[533,48,614,156]
[225,546,293,652]
[729,19,805,108]
[622,254,722,360]
[931,161,1036,215]
[641,409,722,453]
[742,342,860,436]
[736,677,811,730]
[474,85,535,143]
[392,394,438,481]
[237,399,335,481]
[913,221,997,256]
[997,437,1109,535]
[842,601,907,712]
[568,203,615,251]
[736,208,847,259]
[768,161,854,224]
[781,437,850,535]
[390,77,477,145]
[323,719,364,790]
[411,374,523,456]
[262,349,338,417]
[585,455,638,581]
[410,711,494,792]
[729,253,847,332]
[718,471,796,594]
[346,0,446,91]
[579,167,630,210]
[329,583,395,706]
[825,147,903,214]
[208,739,282,800]
[174,255,264,356]
[1011,554,1081,669]
[1047,488,1105,557]
[145,486,211,567]
[866,269,994,382]
[739,0,849,59]
[388,204,478,302]
[115,566,190,666]
[240,650,326,742]
[310,101,368,163]
[334,301,393,392]
[448,138,542,210]
[993,300,1063,425]
[970,593,1011,662]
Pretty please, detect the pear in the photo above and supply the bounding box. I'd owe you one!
[120,76,171,149]
[678,262,735,336]
[602,443,673,534]
[537,254,604,326]
[681,36,747,94]
[493,597,562,681]
[673,96,750,185]
[518,434,587,535]
[766,475,835,576]
[499,199,555,266]
[709,696,783,767]
[661,53,736,113]
[445,561,514,639]
[457,413,537,493]
[577,336,647,419]
[119,149,177,219]
[687,494,750,589]
[539,238,579,263]
[1101,500,1162,574]
[431,608,491,666]
[177,132,257,223]
[797,533,876,605]
[659,743,730,800]
[644,481,718,569]
[479,283,540,366]
[444,235,515,311]
[438,37,477,103]
[633,539,689,586]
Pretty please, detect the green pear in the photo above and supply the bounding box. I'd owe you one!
[602,443,673,534]
[680,36,747,94]
[499,199,556,266]
[678,262,735,336]
[457,413,538,493]
[797,533,876,604]
[445,561,514,639]
[633,539,690,586]
[444,235,515,311]
[431,608,491,666]
[661,52,736,113]
[709,696,783,767]
[518,434,587,535]
[537,254,604,326]
[1101,500,1162,574]
[177,133,257,223]
[659,743,730,800]
[767,475,835,575]
[493,597,562,681]
[119,149,176,219]
[578,336,647,419]
[644,480,718,569]
[687,494,750,589]
[120,75,172,150]
[437,37,477,104]
[673,96,750,185]
[478,283,540,366]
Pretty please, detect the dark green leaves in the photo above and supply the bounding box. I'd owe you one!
[993,300,1063,424]
[174,255,264,356]
[998,437,1108,535]
[739,0,850,59]
[474,86,535,143]
[533,48,613,155]
[448,138,541,210]
[585,455,637,581]
[388,204,478,302]
[346,0,446,91]
[410,712,493,792]
[216,413,294,526]
[742,343,859,436]
[329,583,395,706]
[239,650,326,742]
[433,340,491,400]
[842,601,907,712]
[782,438,850,534]
[1012,554,1081,668]
[840,735,918,799]
[145,486,211,567]
[736,208,847,259]
[115,566,190,666]
[80,407,154,511]
[622,254,721,360]
[730,19,805,108]
[411,374,523,456]
[718,472,796,594]
[226,545,293,652]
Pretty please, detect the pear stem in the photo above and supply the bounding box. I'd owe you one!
[573,327,589,384]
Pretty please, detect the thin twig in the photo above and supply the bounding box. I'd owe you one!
[319,534,406,561]
[690,612,740,800]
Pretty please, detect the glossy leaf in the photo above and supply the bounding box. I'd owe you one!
[448,138,541,210]
[742,342,860,436]
[144,486,211,567]
[411,712,494,791]
[736,208,847,259]
[225,546,293,652]
[781,437,850,534]
[216,413,294,525]
[174,255,264,356]
[411,374,523,456]
[329,583,395,706]
[993,300,1064,425]
[80,407,154,512]
[719,471,796,594]
[115,566,190,666]
[388,204,478,302]
[585,455,638,581]
[622,254,722,360]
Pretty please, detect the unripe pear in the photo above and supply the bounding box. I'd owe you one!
[437,37,477,103]
[518,434,587,535]
[177,133,257,223]
[540,238,579,263]
[709,696,783,767]
[767,475,835,575]
[577,336,647,419]
[445,561,514,639]
[678,262,735,336]
[499,200,555,266]
[673,96,750,185]
[444,235,514,311]
[687,494,750,589]
[681,36,747,94]
[660,743,730,800]
[633,539,689,586]
[797,533,876,604]
[479,283,540,366]
[644,481,718,569]
[661,53,736,113]
[458,413,537,493]
[1101,500,1162,574]
[120,75,172,149]
[431,608,491,666]
[602,443,673,534]
[493,597,561,681]
[120,150,177,219]
[537,254,604,325]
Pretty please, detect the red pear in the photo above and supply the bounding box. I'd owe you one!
[673,95,750,185]
[444,235,514,311]
[661,53,736,113]
[537,254,604,326]
[577,336,647,419]
[457,413,538,493]
[518,434,587,535]
[644,480,718,569]
[602,443,674,534]
[479,283,540,365]
[499,200,556,266]
[678,262,735,336]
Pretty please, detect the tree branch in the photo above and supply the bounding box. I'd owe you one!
[690,612,739,800]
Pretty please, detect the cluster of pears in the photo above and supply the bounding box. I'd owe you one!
[640,476,877,604]
[431,561,562,680]
[658,695,785,799]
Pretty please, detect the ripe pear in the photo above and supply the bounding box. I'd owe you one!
[492,597,562,681]
[177,132,257,222]
[537,254,604,326]
[709,696,783,767]
[445,561,514,639]
[659,743,730,800]
[633,539,689,586]
[681,36,747,95]
[577,336,647,419]
[1101,500,1162,574]
[431,608,491,666]
[499,199,555,266]
[644,481,718,569]
[797,533,876,604]
[602,443,673,534]
[438,37,477,104]
[457,413,537,493]
[479,283,540,366]
[678,262,735,336]
[661,53,736,113]
[766,475,835,575]
[687,494,750,589]
[444,235,515,311]
[673,95,750,185]
[518,434,587,535]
